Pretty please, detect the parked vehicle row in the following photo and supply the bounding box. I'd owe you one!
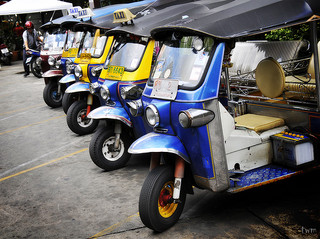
[34,0,320,233]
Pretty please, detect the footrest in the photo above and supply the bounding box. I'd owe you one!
[228,165,296,193]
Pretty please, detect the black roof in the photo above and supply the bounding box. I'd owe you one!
[150,0,320,39]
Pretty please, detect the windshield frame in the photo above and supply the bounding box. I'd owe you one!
[77,31,108,58]
[43,30,67,51]
[148,35,216,91]
[103,35,149,73]
[64,30,84,51]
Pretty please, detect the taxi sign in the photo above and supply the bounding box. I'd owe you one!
[105,66,125,80]
[77,8,95,19]
[68,6,82,16]
[113,8,136,24]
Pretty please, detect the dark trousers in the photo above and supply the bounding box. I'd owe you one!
[23,49,29,75]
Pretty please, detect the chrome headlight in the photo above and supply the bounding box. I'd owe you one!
[91,65,103,77]
[179,109,215,128]
[89,82,100,94]
[74,65,83,78]
[55,59,62,69]
[127,99,143,117]
[36,57,42,66]
[66,59,74,74]
[145,105,159,127]
[100,85,110,100]
[48,56,56,66]
[120,85,143,100]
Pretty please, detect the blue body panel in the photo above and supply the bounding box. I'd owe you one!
[129,132,190,163]
[65,81,90,93]
[133,43,226,179]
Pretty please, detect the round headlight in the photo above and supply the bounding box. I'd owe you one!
[36,57,42,66]
[55,60,62,69]
[48,56,56,66]
[100,85,110,100]
[145,105,159,127]
[74,65,83,78]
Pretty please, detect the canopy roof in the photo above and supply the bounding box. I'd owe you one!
[73,0,155,31]
[0,0,73,15]
[149,0,320,39]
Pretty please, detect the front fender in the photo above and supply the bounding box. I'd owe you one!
[42,69,63,78]
[129,132,190,163]
[87,106,132,127]
[65,81,90,93]
[59,74,76,84]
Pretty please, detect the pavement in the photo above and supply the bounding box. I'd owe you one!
[0,61,319,239]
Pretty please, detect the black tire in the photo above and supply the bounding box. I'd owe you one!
[62,92,78,114]
[89,127,132,170]
[139,165,186,232]
[31,57,42,78]
[43,81,63,108]
[66,100,99,135]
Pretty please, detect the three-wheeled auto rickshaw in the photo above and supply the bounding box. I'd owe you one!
[64,0,158,135]
[87,0,222,171]
[39,23,67,107]
[127,0,320,232]
[59,2,156,113]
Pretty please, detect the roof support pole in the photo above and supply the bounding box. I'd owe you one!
[311,21,320,110]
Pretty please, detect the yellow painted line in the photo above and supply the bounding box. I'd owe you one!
[89,213,139,238]
[0,148,88,182]
[0,104,43,116]
[0,115,65,136]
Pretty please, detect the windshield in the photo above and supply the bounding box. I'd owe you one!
[43,31,67,51]
[78,31,107,58]
[150,36,214,89]
[65,30,84,50]
[104,36,148,72]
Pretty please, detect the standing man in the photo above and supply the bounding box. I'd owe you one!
[22,21,42,77]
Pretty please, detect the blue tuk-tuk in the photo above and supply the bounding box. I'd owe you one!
[127,0,320,232]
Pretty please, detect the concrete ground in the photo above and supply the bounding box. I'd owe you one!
[0,61,319,239]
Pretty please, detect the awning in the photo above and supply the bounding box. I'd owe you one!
[0,0,73,15]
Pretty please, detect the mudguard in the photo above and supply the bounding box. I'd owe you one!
[42,69,63,78]
[129,132,190,163]
[87,106,132,127]
[65,81,90,93]
[59,74,76,84]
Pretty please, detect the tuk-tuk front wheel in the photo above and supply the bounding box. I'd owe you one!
[139,165,186,232]
[43,81,62,108]
[66,100,98,135]
[31,57,42,78]
[89,128,131,171]
[62,92,78,114]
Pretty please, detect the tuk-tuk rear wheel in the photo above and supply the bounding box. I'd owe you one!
[31,57,42,78]
[139,165,186,232]
[89,127,132,171]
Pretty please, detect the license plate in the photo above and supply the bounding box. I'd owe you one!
[151,79,179,100]
[80,53,91,64]
[105,66,125,80]
[1,48,9,54]
[26,57,32,64]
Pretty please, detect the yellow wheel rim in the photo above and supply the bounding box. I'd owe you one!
[158,181,178,218]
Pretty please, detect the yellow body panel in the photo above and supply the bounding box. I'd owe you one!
[73,32,114,83]
[99,40,155,82]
